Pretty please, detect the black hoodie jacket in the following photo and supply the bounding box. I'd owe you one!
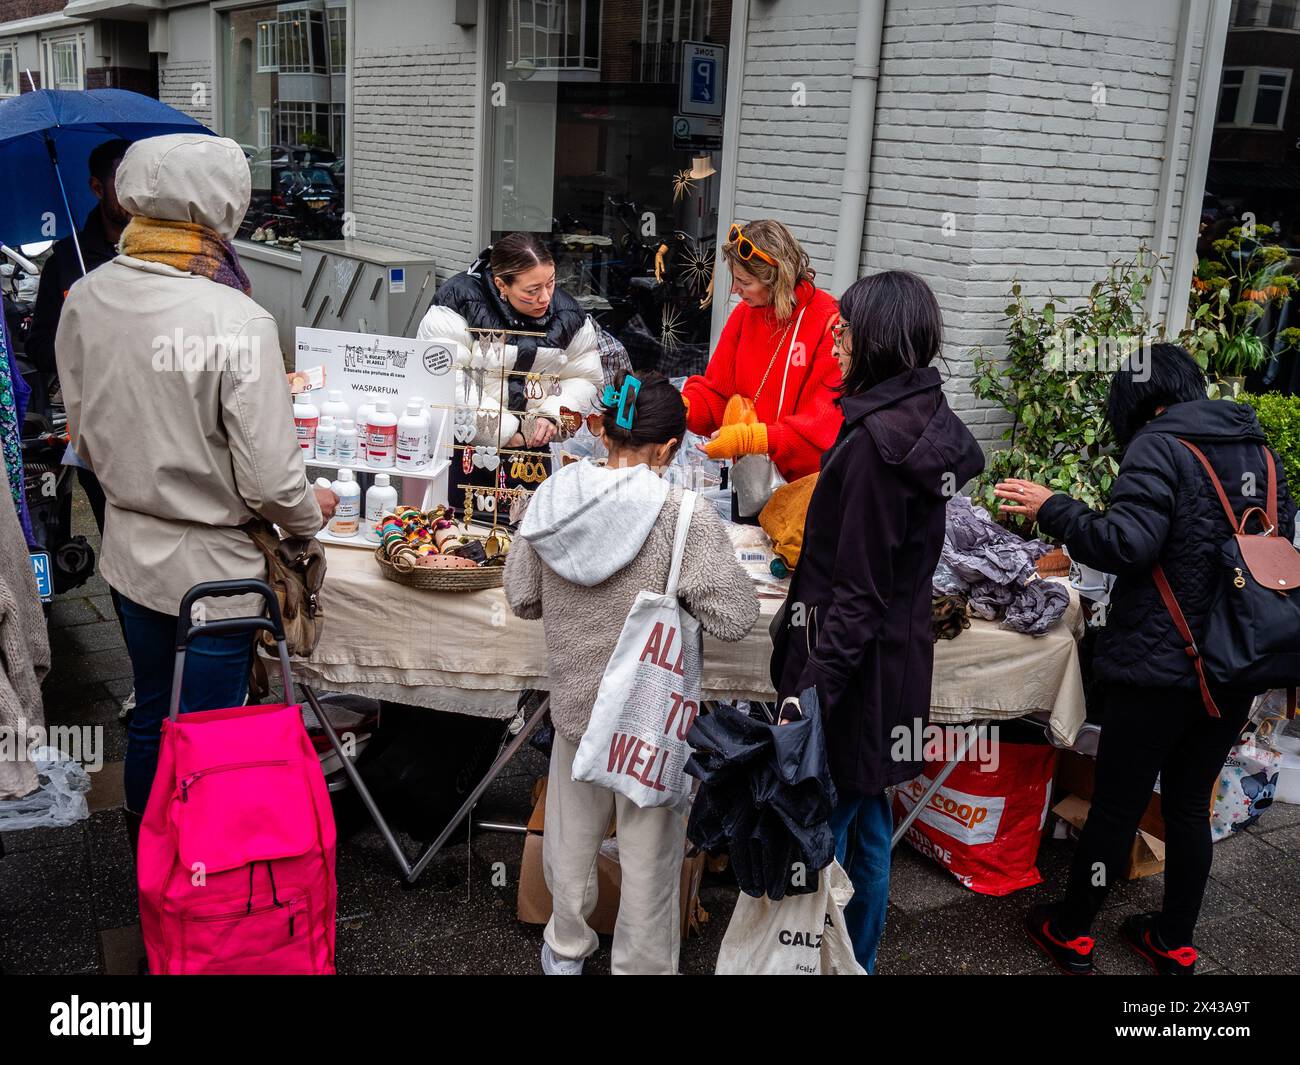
[1038,398,1296,694]
[772,367,986,795]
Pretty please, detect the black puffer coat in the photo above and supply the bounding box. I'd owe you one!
[434,247,590,415]
[1038,399,1296,693]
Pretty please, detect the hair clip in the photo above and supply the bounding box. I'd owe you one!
[615,375,640,429]
[462,445,474,475]
[498,464,508,488]
[462,486,475,524]
[550,375,563,397]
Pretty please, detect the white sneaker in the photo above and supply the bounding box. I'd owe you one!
[541,941,584,975]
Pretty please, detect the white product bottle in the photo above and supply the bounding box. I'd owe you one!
[328,468,361,537]
[396,401,430,472]
[355,401,376,462]
[335,419,359,466]
[293,395,320,459]
[365,473,399,543]
[321,390,351,425]
[315,415,338,462]
[408,395,435,463]
[366,400,398,468]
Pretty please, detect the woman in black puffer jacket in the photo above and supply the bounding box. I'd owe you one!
[995,344,1295,976]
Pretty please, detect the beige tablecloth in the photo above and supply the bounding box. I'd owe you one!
[292,545,1086,746]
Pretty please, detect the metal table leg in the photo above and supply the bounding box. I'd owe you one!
[303,684,550,885]
[890,722,987,850]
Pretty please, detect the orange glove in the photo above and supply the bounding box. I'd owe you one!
[703,422,769,461]
[722,394,759,427]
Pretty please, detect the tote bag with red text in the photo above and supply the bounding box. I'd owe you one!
[572,491,702,811]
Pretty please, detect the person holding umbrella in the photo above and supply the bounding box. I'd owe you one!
[25,138,132,375]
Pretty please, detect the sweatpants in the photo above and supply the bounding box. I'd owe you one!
[543,733,688,975]
[1056,684,1252,946]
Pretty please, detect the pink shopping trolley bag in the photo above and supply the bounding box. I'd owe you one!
[137,580,337,975]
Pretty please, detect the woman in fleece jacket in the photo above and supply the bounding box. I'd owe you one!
[505,371,759,976]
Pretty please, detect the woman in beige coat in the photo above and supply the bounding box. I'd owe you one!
[504,371,759,975]
[55,134,332,825]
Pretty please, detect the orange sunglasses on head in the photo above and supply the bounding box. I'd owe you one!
[727,223,778,268]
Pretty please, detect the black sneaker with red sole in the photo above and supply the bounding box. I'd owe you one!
[1120,913,1197,975]
[1025,904,1096,975]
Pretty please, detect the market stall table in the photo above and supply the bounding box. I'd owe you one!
[294,544,1086,881]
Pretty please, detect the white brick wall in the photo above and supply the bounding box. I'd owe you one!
[730,0,1208,447]
[350,44,478,283]
[157,60,214,127]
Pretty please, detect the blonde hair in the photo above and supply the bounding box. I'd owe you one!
[722,219,815,320]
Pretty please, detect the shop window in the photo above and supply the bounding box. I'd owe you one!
[221,3,348,250]
[1204,19,1300,394]
[0,42,17,97]
[487,0,732,377]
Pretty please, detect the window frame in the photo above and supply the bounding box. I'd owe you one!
[41,32,85,92]
[256,19,278,73]
[1216,65,1292,129]
[0,40,19,97]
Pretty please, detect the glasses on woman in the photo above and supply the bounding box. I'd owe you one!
[831,318,850,345]
[727,223,778,268]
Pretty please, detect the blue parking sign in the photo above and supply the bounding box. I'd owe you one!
[680,42,725,117]
[30,551,52,602]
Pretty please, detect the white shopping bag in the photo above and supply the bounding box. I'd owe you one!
[572,491,702,811]
[716,860,866,975]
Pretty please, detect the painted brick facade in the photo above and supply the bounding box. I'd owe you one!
[730,0,1207,445]
[349,43,479,281]
[157,60,213,127]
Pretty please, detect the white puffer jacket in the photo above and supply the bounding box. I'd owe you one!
[415,304,604,446]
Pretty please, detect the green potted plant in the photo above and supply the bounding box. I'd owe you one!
[1185,224,1300,387]
[1236,392,1300,509]
[970,251,1162,560]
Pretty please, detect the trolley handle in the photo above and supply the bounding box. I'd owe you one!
[175,579,286,651]
[169,580,295,721]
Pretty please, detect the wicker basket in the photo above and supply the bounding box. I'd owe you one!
[374,548,504,592]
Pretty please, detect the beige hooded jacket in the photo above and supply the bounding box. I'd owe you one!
[56,134,322,619]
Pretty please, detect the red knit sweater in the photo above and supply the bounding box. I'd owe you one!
[682,279,842,482]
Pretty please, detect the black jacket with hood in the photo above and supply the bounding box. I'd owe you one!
[1038,398,1296,695]
[434,247,589,416]
[772,367,985,796]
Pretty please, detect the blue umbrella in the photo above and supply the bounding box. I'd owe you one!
[0,88,213,272]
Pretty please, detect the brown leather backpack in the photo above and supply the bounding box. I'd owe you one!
[242,518,327,656]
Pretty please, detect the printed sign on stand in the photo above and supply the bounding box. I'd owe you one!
[294,326,458,540]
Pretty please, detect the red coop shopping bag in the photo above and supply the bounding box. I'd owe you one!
[892,741,1057,896]
[572,491,702,811]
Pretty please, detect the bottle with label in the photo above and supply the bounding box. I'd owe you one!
[408,395,435,464]
[396,401,430,472]
[328,468,361,537]
[335,419,359,466]
[355,401,376,463]
[293,395,320,459]
[366,400,398,468]
[364,473,399,542]
[321,390,351,425]
[315,415,338,462]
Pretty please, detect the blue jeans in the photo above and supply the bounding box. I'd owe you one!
[829,791,892,974]
[119,595,256,814]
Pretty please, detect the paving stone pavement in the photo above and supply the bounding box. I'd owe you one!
[2,486,1296,976]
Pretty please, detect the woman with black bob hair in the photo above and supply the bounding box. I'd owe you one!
[995,343,1296,975]
[770,270,985,973]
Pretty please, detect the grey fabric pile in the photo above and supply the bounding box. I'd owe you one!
[932,496,1069,636]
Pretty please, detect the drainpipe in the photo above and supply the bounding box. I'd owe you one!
[831,0,887,296]
[1145,0,1197,327]
[1167,0,1231,334]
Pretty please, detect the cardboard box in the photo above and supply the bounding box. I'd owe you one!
[516,779,707,937]
[1052,794,1166,880]
[1057,749,1166,840]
